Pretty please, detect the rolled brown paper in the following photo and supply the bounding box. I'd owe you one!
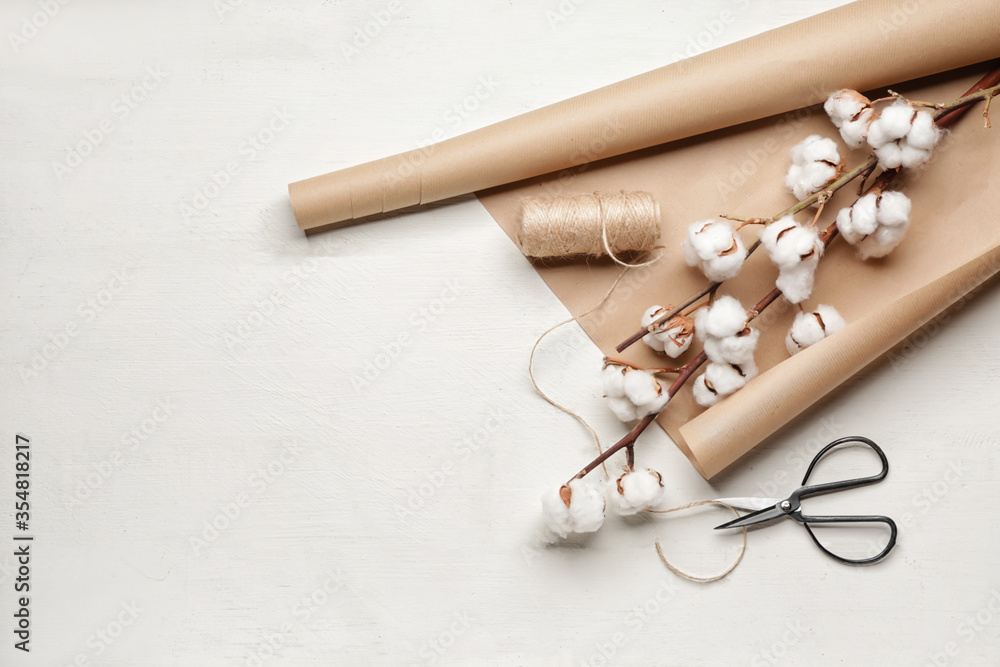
[287,0,1000,230]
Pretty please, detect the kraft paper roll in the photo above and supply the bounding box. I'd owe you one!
[288,0,1000,230]
[478,63,1000,478]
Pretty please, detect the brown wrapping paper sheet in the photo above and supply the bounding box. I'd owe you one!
[477,66,1000,478]
[289,0,1000,230]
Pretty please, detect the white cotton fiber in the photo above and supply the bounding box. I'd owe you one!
[837,191,911,259]
[608,468,665,515]
[905,109,942,151]
[606,396,640,422]
[775,260,819,304]
[867,101,916,148]
[640,305,669,352]
[601,364,627,398]
[640,306,694,357]
[682,220,746,282]
[623,368,661,406]
[824,90,867,127]
[790,134,840,164]
[541,478,606,538]
[761,219,823,270]
[785,304,847,355]
[692,360,756,407]
[825,90,876,148]
[703,326,759,366]
[868,103,941,170]
[694,295,747,340]
[786,135,841,200]
[692,372,721,407]
[876,191,912,226]
[704,361,751,395]
[836,194,878,245]
[761,217,823,304]
[603,366,669,422]
[858,223,908,260]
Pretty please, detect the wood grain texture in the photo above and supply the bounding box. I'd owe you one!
[1,1,998,665]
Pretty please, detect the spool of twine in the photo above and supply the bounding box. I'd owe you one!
[517,191,661,259]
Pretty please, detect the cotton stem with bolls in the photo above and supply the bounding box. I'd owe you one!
[615,66,1000,354]
[574,67,1000,486]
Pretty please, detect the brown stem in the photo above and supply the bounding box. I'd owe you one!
[934,66,1000,128]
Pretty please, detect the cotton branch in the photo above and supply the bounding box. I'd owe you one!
[616,67,1000,354]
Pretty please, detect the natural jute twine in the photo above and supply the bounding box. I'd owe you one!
[518,191,661,261]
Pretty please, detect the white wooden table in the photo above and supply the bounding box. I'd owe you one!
[3,1,999,664]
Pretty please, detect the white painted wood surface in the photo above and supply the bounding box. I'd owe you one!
[3,1,999,665]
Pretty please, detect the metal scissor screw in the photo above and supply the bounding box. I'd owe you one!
[780,500,792,511]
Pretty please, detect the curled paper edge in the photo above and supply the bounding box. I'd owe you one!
[678,242,1000,478]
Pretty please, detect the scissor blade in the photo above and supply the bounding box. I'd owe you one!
[713,497,782,512]
[715,504,787,530]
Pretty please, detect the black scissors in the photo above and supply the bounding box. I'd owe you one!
[714,436,897,565]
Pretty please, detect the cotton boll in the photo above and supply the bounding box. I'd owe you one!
[641,307,694,357]
[605,367,668,422]
[640,305,669,352]
[609,468,665,515]
[703,326,760,366]
[655,318,694,358]
[760,217,824,303]
[566,479,607,533]
[857,223,908,259]
[702,240,746,281]
[604,365,641,422]
[785,311,826,354]
[786,136,841,200]
[824,90,868,126]
[791,135,840,165]
[683,221,735,260]
[607,396,640,422]
[787,160,838,200]
[705,362,751,395]
[692,372,721,407]
[905,109,942,151]
[785,305,847,355]
[761,218,823,271]
[836,194,879,245]
[623,369,661,406]
[898,140,933,169]
[838,107,875,148]
[541,486,574,538]
[868,103,940,170]
[776,260,819,304]
[838,191,911,258]
[874,142,904,170]
[694,295,747,340]
[641,332,666,352]
[541,479,606,538]
[814,304,847,333]
[601,364,627,398]
[875,191,911,227]
[681,220,746,282]
[824,90,876,148]
[866,101,916,148]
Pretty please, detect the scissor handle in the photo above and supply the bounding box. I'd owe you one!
[793,436,889,500]
[798,514,898,565]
